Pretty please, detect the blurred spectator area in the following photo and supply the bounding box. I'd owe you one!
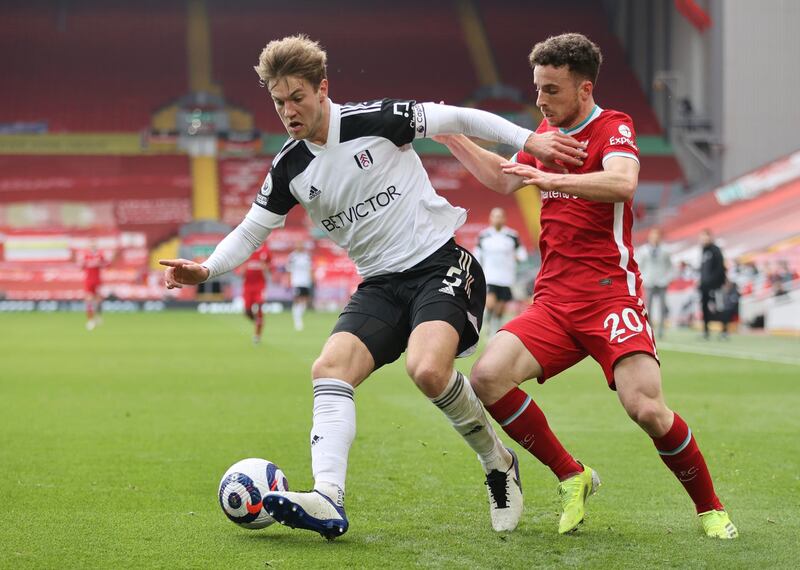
[210,0,479,133]
[635,150,800,332]
[635,151,800,266]
[0,155,192,246]
[0,154,190,300]
[0,0,187,131]
[477,0,662,135]
[2,0,675,140]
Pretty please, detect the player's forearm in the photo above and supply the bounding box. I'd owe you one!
[445,135,522,195]
[548,170,636,203]
[203,216,271,279]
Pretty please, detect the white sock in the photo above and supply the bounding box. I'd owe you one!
[292,302,304,329]
[311,378,355,505]
[491,313,503,337]
[431,370,510,472]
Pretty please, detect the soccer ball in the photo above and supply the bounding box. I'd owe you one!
[218,458,289,529]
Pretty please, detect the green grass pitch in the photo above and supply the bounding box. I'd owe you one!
[1,312,798,568]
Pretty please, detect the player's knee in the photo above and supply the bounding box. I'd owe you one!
[469,358,500,401]
[407,360,451,398]
[625,397,666,430]
[311,353,343,380]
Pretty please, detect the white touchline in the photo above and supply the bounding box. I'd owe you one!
[658,342,800,366]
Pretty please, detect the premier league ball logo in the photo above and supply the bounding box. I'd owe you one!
[218,458,289,529]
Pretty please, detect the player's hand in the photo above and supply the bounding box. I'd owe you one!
[523,132,587,173]
[159,258,210,289]
[500,162,558,190]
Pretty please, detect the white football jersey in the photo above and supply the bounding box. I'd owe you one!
[286,250,313,288]
[474,226,527,287]
[249,99,466,278]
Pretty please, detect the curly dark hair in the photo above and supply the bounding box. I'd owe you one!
[528,33,603,84]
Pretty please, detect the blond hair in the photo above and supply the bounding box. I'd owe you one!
[254,34,328,89]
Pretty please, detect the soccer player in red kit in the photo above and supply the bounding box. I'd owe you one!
[437,33,737,539]
[81,241,107,330]
[242,243,271,343]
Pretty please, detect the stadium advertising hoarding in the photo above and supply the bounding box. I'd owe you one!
[714,150,800,206]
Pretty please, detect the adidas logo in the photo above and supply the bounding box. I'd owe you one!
[309,185,322,200]
[438,285,455,297]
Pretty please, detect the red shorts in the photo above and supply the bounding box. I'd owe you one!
[243,287,264,309]
[502,296,659,389]
[85,281,100,295]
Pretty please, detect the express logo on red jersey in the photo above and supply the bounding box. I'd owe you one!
[609,124,636,148]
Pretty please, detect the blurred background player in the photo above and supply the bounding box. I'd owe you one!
[474,208,527,337]
[716,279,740,339]
[241,243,271,343]
[286,240,313,331]
[699,229,727,340]
[438,33,737,539]
[80,240,108,330]
[637,227,673,339]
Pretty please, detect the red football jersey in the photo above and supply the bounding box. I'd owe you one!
[81,250,106,284]
[515,106,641,302]
[243,245,271,288]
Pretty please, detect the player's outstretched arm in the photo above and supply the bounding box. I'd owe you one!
[501,155,639,203]
[160,211,273,289]
[421,103,586,171]
[434,134,524,195]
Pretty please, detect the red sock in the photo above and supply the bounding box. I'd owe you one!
[86,301,95,320]
[487,387,582,480]
[255,305,264,337]
[652,413,723,513]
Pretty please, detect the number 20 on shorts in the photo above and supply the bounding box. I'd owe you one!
[604,308,644,344]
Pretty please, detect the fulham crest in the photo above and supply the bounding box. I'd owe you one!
[354,149,374,170]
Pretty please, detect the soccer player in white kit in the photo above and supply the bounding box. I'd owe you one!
[474,208,528,337]
[286,240,313,331]
[161,35,586,539]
